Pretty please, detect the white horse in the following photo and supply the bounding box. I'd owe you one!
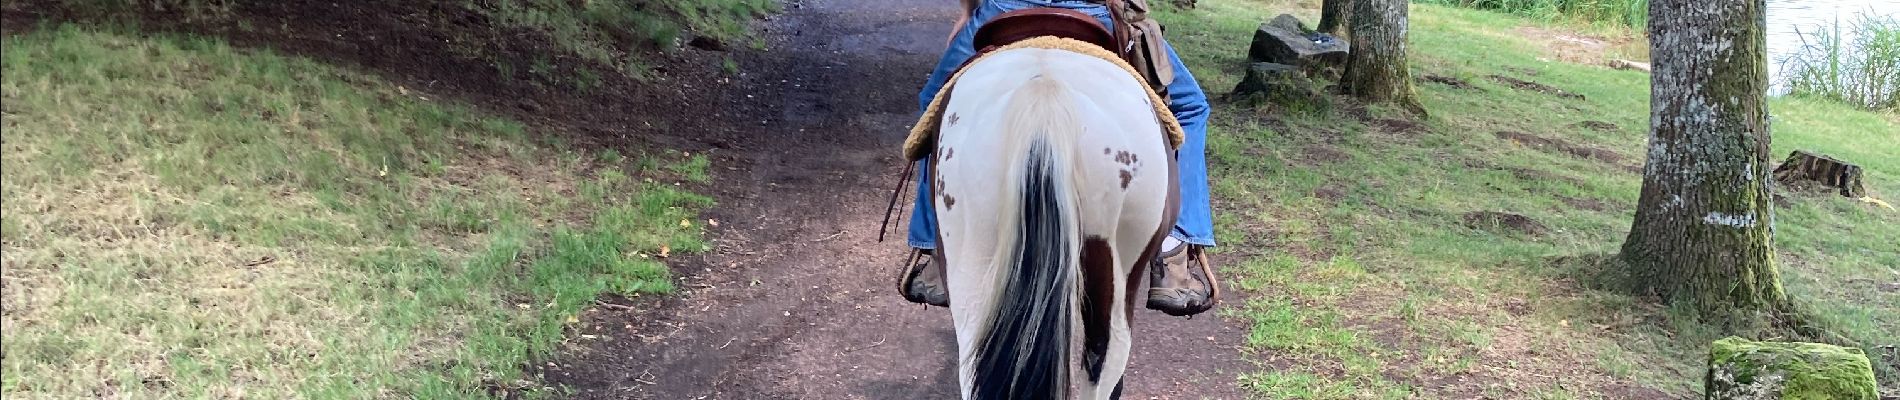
[929,43,1179,400]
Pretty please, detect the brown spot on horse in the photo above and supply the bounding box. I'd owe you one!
[1118,170,1132,189]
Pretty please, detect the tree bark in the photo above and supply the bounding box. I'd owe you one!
[1317,0,1351,36]
[1621,0,1786,322]
[1340,0,1425,115]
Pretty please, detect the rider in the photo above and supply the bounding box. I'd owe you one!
[899,0,1220,316]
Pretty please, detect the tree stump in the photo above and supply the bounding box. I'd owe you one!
[1773,151,1868,198]
[1706,337,1879,400]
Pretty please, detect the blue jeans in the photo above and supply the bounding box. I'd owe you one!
[907,0,1215,249]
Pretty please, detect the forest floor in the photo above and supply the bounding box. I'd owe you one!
[2,0,1895,398]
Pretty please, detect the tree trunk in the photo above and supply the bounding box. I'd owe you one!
[1621,0,1786,322]
[1340,0,1425,115]
[1317,0,1351,36]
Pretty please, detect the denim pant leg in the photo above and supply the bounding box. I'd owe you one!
[1159,39,1217,247]
[905,10,983,250]
[908,0,1216,249]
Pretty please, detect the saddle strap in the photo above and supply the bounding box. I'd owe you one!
[878,159,918,242]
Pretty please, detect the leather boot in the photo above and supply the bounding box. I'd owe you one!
[1146,244,1218,316]
[898,248,949,307]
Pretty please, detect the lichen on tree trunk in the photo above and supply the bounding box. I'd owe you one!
[1317,0,1351,36]
[1340,0,1425,115]
[1621,0,1787,324]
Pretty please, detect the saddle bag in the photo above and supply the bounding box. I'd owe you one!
[1106,0,1176,98]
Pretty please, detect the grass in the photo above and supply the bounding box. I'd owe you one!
[0,26,713,398]
[1156,0,1899,397]
[1414,0,1648,28]
[476,0,778,72]
[44,0,778,83]
[1779,11,1900,111]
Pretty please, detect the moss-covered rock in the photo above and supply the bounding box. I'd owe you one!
[1706,337,1879,400]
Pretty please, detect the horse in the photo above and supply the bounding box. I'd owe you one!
[926,37,1181,400]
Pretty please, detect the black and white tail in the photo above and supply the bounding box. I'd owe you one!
[968,75,1085,400]
[970,140,1077,400]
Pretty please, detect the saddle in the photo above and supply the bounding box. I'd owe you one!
[878,2,1184,242]
[973,8,1117,57]
[970,0,1175,98]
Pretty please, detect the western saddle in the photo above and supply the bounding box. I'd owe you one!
[968,1,1175,98]
[973,8,1118,57]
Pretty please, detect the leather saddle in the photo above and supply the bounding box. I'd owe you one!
[973,8,1119,57]
[966,3,1174,99]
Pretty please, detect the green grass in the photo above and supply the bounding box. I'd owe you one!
[1156,0,1899,397]
[1414,0,1648,28]
[0,26,712,398]
[1780,11,1900,111]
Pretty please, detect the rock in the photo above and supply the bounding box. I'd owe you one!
[1269,14,1310,34]
[1230,62,1324,109]
[1706,337,1878,400]
[1773,150,1868,199]
[1249,22,1349,78]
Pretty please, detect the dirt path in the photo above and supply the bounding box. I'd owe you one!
[544,0,1257,398]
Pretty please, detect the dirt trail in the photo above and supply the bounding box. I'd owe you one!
[544,0,1256,398]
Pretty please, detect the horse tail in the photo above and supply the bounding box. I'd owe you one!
[970,74,1084,400]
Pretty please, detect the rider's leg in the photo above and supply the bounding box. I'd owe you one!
[897,6,986,307]
[1146,35,1223,317]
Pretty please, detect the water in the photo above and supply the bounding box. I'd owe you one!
[1765,0,1899,92]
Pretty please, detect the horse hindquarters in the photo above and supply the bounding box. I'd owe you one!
[937,49,1172,400]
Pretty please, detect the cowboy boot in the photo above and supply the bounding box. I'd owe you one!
[898,248,950,307]
[1146,243,1218,316]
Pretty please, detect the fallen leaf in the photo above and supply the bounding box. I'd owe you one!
[707,219,720,227]
[658,245,671,258]
[680,219,693,228]
[566,315,579,324]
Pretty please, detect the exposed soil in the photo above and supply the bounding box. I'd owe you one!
[1488,75,1586,100]
[1462,211,1549,236]
[1419,74,1478,90]
[1572,120,1621,132]
[1495,130,1629,166]
[1560,196,1612,212]
[1513,26,1611,64]
[531,0,1258,398]
[1302,144,1353,164]
[1371,117,1428,134]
